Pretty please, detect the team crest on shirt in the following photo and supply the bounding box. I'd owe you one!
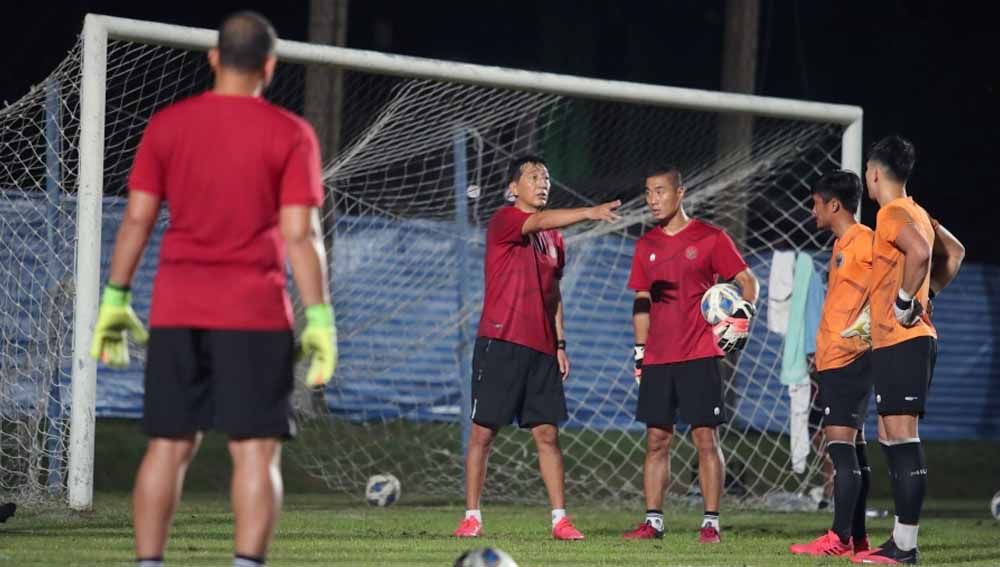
[649,253,656,262]
[685,246,698,260]
[835,252,844,268]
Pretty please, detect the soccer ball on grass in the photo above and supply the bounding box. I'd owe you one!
[365,473,401,507]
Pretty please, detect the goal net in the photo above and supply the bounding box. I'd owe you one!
[0,16,862,509]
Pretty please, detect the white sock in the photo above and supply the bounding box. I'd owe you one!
[465,509,482,522]
[551,508,567,527]
[233,557,264,567]
[645,511,664,532]
[137,561,163,567]
[702,513,720,530]
[893,520,919,551]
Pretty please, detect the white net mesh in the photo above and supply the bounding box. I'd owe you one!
[0,30,845,508]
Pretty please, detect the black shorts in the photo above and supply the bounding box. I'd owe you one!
[817,351,872,430]
[143,328,297,440]
[636,357,726,428]
[872,336,937,417]
[470,337,567,429]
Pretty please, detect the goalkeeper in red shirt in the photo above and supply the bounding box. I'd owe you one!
[90,12,335,567]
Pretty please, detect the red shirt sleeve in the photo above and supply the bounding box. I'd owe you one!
[710,230,748,281]
[488,207,529,246]
[627,241,650,291]
[128,115,167,198]
[280,121,323,207]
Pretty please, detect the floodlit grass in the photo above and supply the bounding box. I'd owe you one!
[3,495,999,566]
[1,420,997,565]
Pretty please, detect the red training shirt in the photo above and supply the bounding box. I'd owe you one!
[628,219,747,364]
[477,206,565,356]
[129,92,324,330]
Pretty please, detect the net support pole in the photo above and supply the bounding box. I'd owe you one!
[44,78,65,492]
[453,129,473,479]
[841,117,864,219]
[841,117,863,176]
[68,14,108,511]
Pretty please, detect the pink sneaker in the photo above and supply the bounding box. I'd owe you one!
[789,530,853,557]
[699,525,721,544]
[453,516,482,538]
[854,534,871,555]
[552,517,585,540]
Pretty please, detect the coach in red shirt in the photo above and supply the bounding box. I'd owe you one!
[622,165,758,545]
[89,13,336,567]
[453,156,619,541]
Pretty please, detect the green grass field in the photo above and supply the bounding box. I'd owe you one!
[4,495,999,566]
[1,420,998,566]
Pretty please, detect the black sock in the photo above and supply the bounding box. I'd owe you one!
[880,441,904,521]
[827,442,860,544]
[852,442,871,540]
[887,441,926,525]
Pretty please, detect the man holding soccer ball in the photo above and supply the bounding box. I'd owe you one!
[624,165,758,543]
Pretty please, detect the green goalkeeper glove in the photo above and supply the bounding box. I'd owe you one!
[840,304,872,345]
[90,284,148,367]
[299,303,338,388]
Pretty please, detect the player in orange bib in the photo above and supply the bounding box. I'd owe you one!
[789,171,873,558]
[851,136,964,565]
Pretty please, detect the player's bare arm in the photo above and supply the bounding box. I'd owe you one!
[631,291,651,384]
[894,221,932,296]
[555,293,569,380]
[521,200,621,235]
[731,268,759,304]
[632,291,651,346]
[929,221,965,294]
[108,190,161,286]
[281,205,329,306]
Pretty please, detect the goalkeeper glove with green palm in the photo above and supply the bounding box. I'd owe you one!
[90,284,148,367]
[299,304,338,388]
[840,304,872,345]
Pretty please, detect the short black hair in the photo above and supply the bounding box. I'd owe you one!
[812,170,862,213]
[217,11,277,72]
[868,134,916,183]
[643,164,683,188]
[507,155,547,185]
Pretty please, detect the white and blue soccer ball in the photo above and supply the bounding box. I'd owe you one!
[365,473,401,507]
[701,283,741,325]
[991,489,1000,520]
[454,547,519,567]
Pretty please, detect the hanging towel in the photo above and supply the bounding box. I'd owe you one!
[804,261,826,355]
[789,382,812,474]
[780,252,818,386]
[767,250,796,334]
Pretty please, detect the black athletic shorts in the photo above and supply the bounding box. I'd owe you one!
[817,351,872,430]
[143,328,297,440]
[636,356,726,428]
[872,336,937,417]
[470,337,567,429]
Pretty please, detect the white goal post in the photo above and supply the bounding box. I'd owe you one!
[63,14,861,510]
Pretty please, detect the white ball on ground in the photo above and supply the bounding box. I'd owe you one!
[365,473,401,507]
[991,489,1000,520]
[454,547,518,567]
